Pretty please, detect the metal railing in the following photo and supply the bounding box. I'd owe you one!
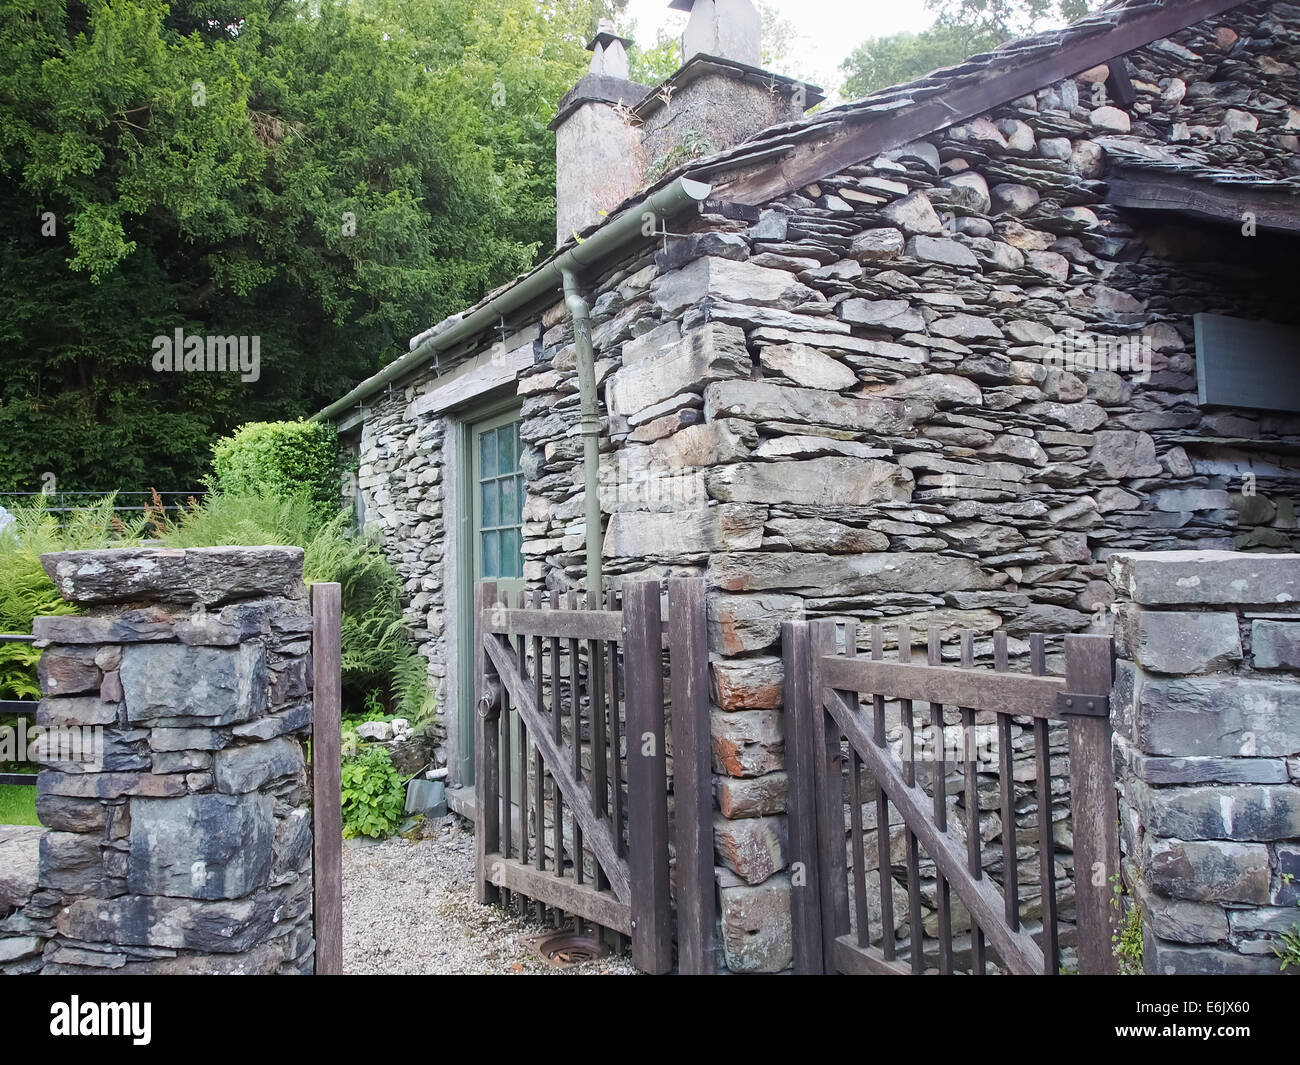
[0,633,38,787]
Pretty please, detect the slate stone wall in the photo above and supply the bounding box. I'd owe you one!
[0,546,316,975]
[1109,550,1300,975]
[346,1,1300,971]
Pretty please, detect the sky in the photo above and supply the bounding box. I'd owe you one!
[623,0,939,93]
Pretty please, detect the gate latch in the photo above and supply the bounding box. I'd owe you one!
[1055,692,1109,717]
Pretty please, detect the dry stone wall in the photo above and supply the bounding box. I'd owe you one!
[0,546,316,975]
[347,1,1300,971]
[1109,551,1300,975]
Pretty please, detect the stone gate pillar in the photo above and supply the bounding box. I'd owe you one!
[0,546,317,975]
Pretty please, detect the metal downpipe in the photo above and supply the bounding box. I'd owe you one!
[562,268,603,597]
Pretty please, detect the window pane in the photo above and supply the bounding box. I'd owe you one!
[498,425,516,470]
[500,476,517,531]
[482,530,499,577]
[481,479,498,528]
[501,528,521,577]
[514,474,524,525]
[480,430,497,477]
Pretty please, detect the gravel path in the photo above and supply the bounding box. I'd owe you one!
[342,819,638,975]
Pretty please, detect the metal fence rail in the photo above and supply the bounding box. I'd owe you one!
[0,633,38,787]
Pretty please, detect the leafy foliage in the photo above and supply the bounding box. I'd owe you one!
[841,0,1101,100]
[1111,873,1144,975]
[0,0,618,492]
[210,420,340,520]
[340,742,406,839]
[152,489,435,721]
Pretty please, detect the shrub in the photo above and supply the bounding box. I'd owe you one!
[341,743,406,839]
[152,490,434,721]
[210,421,340,520]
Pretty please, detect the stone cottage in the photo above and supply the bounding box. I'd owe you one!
[317,0,1300,972]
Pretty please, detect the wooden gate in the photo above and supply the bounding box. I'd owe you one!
[473,577,713,974]
[784,620,1119,976]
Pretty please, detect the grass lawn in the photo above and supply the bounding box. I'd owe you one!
[0,783,40,826]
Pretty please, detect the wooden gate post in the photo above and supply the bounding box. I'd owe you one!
[623,579,673,974]
[311,582,343,975]
[668,577,715,974]
[809,620,851,970]
[1065,634,1119,975]
[782,620,825,974]
[474,580,502,906]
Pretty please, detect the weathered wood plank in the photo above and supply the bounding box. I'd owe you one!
[310,582,344,976]
[994,631,1017,931]
[810,619,850,970]
[669,577,715,975]
[1066,634,1120,976]
[483,855,633,936]
[622,580,673,975]
[820,656,1066,718]
[1030,634,1059,975]
[782,620,824,974]
[484,607,622,642]
[870,625,895,963]
[830,935,912,976]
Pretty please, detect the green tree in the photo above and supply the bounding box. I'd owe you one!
[841,0,1100,100]
[0,0,600,494]
[841,22,1000,99]
[928,0,1100,39]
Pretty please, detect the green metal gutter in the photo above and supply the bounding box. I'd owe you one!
[311,176,713,425]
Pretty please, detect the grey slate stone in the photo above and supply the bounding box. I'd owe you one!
[1133,674,1300,757]
[129,793,274,899]
[1109,551,1300,607]
[1143,838,1270,904]
[1251,619,1300,669]
[1136,783,1300,842]
[214,737,305,794]
[41,546,306,606]
[1129,610,1242,674]
[120,642,267,726]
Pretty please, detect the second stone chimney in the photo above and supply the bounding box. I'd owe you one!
[549,4,822,247]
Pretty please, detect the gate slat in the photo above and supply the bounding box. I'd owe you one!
[994,632,1019,933]
[898,629,924,974]
[1030,633,1058,975]
[820,657,1067,718]
[959,631,986,975]
[928,628,952,975]
[474,581,501,907]
[870,626,896,963]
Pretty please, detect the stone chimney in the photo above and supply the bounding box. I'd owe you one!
[675,0,762,66]
[549,5,822,246]
[549,21,651,246]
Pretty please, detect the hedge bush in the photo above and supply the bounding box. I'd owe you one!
[210,421,339,520]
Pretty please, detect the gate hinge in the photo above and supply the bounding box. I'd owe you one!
[1055,692,1109,717]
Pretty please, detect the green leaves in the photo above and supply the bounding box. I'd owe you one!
[341,742,406,839]
[0,0,601,492]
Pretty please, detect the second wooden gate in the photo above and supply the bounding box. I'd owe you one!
[784,620,1119,976]
[473,577,714,974]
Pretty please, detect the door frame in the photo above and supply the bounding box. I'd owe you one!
[454,396,525,788]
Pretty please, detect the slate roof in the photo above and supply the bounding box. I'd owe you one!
[399,0,1278,367]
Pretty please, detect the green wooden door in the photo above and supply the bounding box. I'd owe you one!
[459,408,526,786]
